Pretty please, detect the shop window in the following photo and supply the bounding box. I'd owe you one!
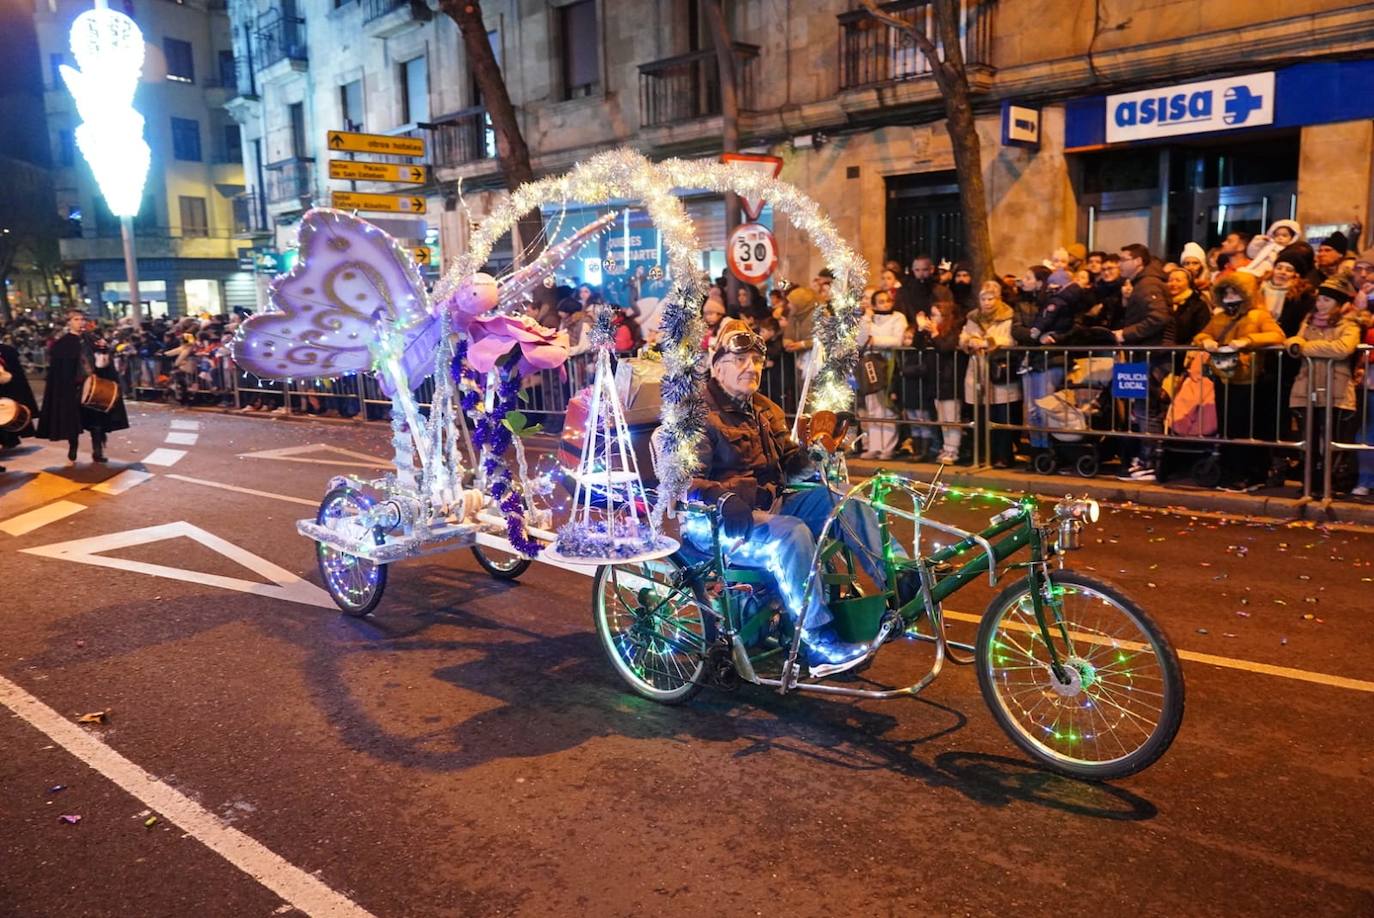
[180,196,209,237]
[171,117,202,161]
[559,0,600,100]
[164,38,194,83]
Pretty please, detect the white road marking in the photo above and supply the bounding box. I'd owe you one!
[237,443,391,470]
[0,674,375,918]
[91,469,155,495]
[939,610,1374,694]
[21,521,334,608]
[158,477,1374,695]
[0,499,85,536]
[166,474,319,508]
[169,419,201,430]
[164,431,200,446]
[142,448,188,467]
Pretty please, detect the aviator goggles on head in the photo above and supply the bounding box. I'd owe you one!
[713,329,766,363]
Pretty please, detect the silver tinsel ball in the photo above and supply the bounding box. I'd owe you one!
[647,265,664,281]
[542,275,556,288]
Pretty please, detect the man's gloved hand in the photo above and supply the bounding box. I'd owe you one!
[718,492,754,540]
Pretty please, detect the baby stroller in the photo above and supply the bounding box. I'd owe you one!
[1029,385,1111,477]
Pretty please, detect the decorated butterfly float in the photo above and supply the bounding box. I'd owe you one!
[230,147,867,615]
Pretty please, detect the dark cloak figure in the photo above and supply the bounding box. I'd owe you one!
[37,328,129,462]
[0,342,39,469]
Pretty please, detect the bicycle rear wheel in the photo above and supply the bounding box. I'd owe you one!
[593,554,711,705]
[975,570,1184,780]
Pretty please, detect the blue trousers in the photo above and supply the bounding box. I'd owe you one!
[683,485,905,632]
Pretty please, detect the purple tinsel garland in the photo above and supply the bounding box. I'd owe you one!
[452,339,542,557]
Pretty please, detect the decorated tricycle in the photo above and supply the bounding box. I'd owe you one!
[231,149,1183,780]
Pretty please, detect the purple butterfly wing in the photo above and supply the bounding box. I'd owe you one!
[230,209,432,380]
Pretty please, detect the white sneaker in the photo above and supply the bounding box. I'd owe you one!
[1116,459,1143,481]
[1352,486,1370,497]
[1130,467,1157,482]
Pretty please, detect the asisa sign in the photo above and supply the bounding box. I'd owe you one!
[1105,73,1274,144]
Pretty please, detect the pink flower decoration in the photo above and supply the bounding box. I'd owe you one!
[467,313,570,375]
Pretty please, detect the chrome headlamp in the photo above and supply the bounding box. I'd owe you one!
[1052,495,1099,551]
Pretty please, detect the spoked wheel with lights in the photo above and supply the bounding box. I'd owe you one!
[471,545,532,580]
[315,486,388,617]
[974,570,1184,781]
[593,554,713,704]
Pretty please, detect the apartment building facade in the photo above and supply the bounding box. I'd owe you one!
[226,0,1374,292]
[35,0,253,319]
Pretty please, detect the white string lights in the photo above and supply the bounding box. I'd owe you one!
[437,148,866,519]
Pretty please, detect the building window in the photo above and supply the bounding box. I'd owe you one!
[164,38,194,83]
[180,196,209,237]
[218,49,235,87]
[49,53,66,89]
[399,56,428,124]
[56,129,75,167]
[171,117,202,161]
[559,0,599,100]
[288,102,307,158]
[224,124,243,162]
[340,79,364,131]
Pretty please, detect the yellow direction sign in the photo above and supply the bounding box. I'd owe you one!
[326,130,426,157]
[331,191,427,214]
[409,246,433,266]
[328,160,427,184]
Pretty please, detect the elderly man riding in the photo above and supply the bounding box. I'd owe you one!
[683,319,918,678]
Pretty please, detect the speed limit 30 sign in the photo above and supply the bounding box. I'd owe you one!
[727,223,778,285]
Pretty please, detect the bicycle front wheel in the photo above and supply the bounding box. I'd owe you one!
[975,570,1184,780]
[593,555,711,705]
[315,487,388,617]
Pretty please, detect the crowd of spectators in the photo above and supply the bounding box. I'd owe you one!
[6,219,1373,497]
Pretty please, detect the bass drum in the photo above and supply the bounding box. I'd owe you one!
[80,375,120,413]
[0,397,31,432]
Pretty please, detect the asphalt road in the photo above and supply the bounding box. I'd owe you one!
[1,402,1371,917]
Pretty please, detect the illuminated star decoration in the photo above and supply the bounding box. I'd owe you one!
[60,8,151,217]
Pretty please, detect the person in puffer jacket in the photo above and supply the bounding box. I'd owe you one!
[1013,268,1089,456]
[1286,274,1361,493]
[901,296,965,464]
[1193,271,1284,490]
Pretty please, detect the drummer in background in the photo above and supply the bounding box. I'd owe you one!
[36,310,129,463]
[0,337,39,473]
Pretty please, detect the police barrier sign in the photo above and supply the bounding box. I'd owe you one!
[1112,362,1150,400]
[1105,72,1274,144]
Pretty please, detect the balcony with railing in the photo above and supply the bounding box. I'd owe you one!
[254,8,307,74]
[362,0,431,36]
[233,192,270,237]
[836,0,994,92]
[431,107,495,169]
[638,43,759,130]
[264,160,314,206]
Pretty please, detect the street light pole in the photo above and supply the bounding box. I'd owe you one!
[119,215,141,329]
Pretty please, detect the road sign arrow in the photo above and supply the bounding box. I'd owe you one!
[410,198,423,211]
[410,167,424,181]
[329,132,343,149]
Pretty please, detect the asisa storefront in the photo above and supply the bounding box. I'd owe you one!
[1062,61,1374,259]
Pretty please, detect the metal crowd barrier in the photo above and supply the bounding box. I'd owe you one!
[99,339,1374,503]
